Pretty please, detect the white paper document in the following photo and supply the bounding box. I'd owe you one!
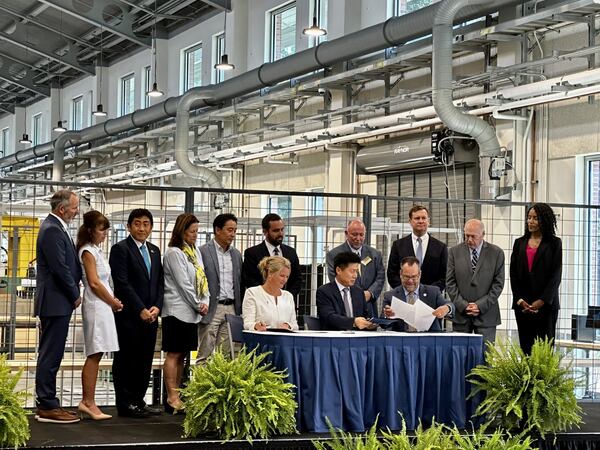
[390,296,436,332]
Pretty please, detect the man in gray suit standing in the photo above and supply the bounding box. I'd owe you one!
[197,213,242,363]
[326,219,385,317]
[446,219,505,343]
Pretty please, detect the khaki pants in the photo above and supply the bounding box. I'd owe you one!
[196,303,235,364]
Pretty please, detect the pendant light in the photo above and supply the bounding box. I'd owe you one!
[303,0,327,37]
[147,0,164,97]
[214,11,234,71]
[19,101,32,145]
[93,26,107,117]
[54,12,67,132]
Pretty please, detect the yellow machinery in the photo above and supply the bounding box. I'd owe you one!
[1,216,39,279]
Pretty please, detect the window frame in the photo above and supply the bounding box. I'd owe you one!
[1,127,9,155]
[182,42,203,93]
[32,113,43,146]
[212,33,225,84]
[269,2,297,62]
[119,72,136,117]
[143,65,151,108]
[71,95,84,131]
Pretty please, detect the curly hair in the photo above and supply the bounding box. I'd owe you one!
[525,203,557,239]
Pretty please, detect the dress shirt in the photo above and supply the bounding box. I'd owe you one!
[242,286,299,330]
[49,213,71,235]
[412,233,429,260]
[335,279,354,317]
[470,241,484,259]
[402,285,421,301]
[348,243,362,257]
[264,240,282,257]
[214,239,235,301]
[130,236,151,269]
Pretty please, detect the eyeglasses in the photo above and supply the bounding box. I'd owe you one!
[400,274,420,280]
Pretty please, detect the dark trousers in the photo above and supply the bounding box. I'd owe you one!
[452,319,497,344]
[35,315,71,410]
[515,307,559,355]
[113,320,158,410]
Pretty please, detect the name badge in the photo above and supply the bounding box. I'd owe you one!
[361,256,372,265]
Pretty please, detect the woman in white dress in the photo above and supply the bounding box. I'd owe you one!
[76,211,123,420]
[242,256,298,331]
[162,213,209,413]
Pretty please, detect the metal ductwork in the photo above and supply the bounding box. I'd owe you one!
[432,0,501,158]
[356,131,478,174]
[0,0,524,185]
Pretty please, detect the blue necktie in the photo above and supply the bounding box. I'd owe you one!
[140,244,151,275]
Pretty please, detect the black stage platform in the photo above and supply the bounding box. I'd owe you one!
[21,403,600,450]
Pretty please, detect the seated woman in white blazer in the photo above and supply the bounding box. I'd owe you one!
[242,256,299,331]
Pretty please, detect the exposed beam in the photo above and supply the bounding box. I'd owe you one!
[0,54,50,97]
[38,0,151,48]
[117,0,191,20]
[201,0,231,12]
[0,22,95,75]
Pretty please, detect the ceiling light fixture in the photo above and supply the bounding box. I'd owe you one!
[303,1,327,37]
[19,133,32,145]
[93,26,108,118]
[19,99,32,145]
[215,11,234,72]
[147,0,164,97]
[53,120,67,132]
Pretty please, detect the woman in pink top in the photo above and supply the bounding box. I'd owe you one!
[510,203,562,354]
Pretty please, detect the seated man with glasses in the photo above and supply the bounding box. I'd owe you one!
[382,256,452,332]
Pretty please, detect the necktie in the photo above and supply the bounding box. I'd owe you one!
[406,292,417,332]
[273,247,280,256]
[342,288,353,317]
[140,244,151,275]
[471,248,479,272]
[416,237,423,265]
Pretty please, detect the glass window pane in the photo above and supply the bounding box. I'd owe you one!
[394,0,435,16]
[120,74,135,116]
[271,3,296,62]
[184,44,202,91]
[32,114,42,146]
[214,34,225,84]
[143,66,151,108]
[72,96,83,131]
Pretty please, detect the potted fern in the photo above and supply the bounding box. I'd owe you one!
[468,337,583,439]
[180,347,297,442]
[0,354,30,448]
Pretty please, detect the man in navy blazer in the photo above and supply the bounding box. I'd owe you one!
[34,190,82,423]
[317,252,376,331]
[198,213,243,364]
[110,209,164,418]
[326,219,385,318]
[382,256,452,332]
[242,213,302,298]
[387,205,448,292]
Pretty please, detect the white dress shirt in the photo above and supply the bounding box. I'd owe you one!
[264,240,281,256]
[242,286,298,330]
[412,232,429,259]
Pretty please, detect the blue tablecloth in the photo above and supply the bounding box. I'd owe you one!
[243,330,484,432]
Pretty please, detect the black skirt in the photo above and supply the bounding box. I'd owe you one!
[161,315,198,353]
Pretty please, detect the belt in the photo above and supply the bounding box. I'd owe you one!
[218,299,234,305]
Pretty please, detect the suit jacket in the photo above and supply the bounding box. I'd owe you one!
[510,235,562,311]
[387,234,448,291]
[109,236,164,330]
[326,242,385,317]
[34,214,82,317]
[316,281,370,330]
[446,241,505,327]
[199,239,243,324]
[242,241,302,298]
[381,284,452,332]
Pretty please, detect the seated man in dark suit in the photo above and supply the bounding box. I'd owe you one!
[243,213,302,299]
[316,252,376,331]
[382,256,452,332]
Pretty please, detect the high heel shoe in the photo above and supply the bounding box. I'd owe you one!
[164,399,184,415]
[78,402,112,420]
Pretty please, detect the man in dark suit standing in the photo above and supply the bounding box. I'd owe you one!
[242,213,302,299]
[317,252,376,331]
[382,256,452,332]
[198,213,243,364]
[34,190,82,423]
[110,209,164,418]
[387,205,447,291]
[446,219,505,343]
[327,219,385,317]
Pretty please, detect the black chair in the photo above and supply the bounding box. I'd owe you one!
[303,315,321,331]
[225,314,244,358]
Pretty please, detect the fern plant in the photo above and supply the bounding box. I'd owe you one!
[0,354,30,448]
[468,337,582,438]
[180,347,297,442]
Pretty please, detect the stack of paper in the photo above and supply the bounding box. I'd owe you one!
[389,296,435,332]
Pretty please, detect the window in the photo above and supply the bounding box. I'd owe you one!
[305,188,325,261]
[32,113,43,146]
[143,65,151,108]
[268,195,292,222]
[119,73,135,117]
[393,0,435,16]
[307,0,328,47]
[71,96,83,131]
[270,3,296,62]
[213,34,225,84]
[0,128,9,155]
[587,159,600,306]
[183,43,202,92]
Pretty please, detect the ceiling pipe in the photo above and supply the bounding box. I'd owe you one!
[0,0,525,181]
[433,0,501,158]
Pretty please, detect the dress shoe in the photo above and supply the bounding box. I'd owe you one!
[117,404,149,418]
[139,403,162,415]
[78,402,112,420]
[164,399,185,415]
[35,408,81,424]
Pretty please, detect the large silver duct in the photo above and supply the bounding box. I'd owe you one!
[432,0,501,157]
[1,0,523,185]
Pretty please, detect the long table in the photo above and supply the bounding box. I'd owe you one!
[243,330,484,432]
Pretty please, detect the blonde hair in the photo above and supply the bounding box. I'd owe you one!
[258,255,291,282]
